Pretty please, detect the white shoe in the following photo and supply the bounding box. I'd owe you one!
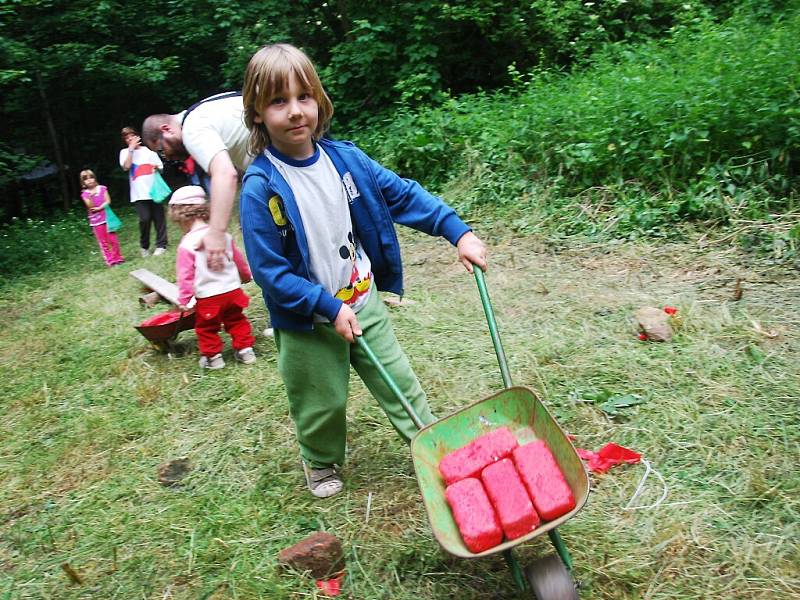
[199,353,225,369]
[303,462,343,498]
[140,248,150,258]
[153,247,167,256]
[234,347,256,364]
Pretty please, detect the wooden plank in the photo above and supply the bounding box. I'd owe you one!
[130,268,180,306]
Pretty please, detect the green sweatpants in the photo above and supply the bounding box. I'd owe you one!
[274,289,434,468]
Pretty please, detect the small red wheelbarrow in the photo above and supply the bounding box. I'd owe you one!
[135,309,196,352]
[356,268,589,599]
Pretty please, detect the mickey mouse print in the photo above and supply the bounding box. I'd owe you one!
[335,231,372,306]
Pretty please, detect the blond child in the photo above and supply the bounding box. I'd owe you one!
[79,169,125,267]
[238,44,487,497]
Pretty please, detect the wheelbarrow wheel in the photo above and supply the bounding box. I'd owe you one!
[525,554,578,600]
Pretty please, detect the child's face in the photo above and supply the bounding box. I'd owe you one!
[82,175,96,187]
[254,71,318,160]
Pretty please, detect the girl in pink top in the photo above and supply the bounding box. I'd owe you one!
[79,170,125,267]
[168,186,256,369]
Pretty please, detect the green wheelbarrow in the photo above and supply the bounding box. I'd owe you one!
[356,267,589,599]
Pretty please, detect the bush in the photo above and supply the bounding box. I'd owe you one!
[354,8,800,233]
[0,214,93,279]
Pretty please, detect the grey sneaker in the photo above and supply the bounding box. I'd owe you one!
[153,247,167,256]
[199,353,225,369]
[234,347,256,364]
[302,462,343,498]
[140,248,150,258]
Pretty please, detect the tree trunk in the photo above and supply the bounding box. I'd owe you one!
[36,71,71,212]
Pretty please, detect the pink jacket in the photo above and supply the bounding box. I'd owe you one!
[176,224,252,305]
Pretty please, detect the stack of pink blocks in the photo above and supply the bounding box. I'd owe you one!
[440,427,575,553]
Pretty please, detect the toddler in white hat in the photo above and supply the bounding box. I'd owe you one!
[168,186,257,369]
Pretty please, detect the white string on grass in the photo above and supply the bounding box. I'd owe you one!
[623,458,669,511]
[365,491,373,524]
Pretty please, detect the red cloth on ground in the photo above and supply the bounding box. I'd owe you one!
[576,442,641,474]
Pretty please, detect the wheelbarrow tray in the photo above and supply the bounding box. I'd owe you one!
[135,310,196,343]
[410,385,589,559]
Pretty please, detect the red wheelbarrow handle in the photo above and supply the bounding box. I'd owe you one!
[355,266,510,431]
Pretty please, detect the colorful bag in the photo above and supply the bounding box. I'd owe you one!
[105,206,123,232]
[150,171,172,203]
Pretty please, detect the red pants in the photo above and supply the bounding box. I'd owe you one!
[195,288,255,357]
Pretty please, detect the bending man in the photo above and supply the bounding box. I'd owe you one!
[142,92,251,271]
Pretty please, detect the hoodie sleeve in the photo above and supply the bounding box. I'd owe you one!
[175,246,196,306]
[360,148,471,246]
[230,239,252,283]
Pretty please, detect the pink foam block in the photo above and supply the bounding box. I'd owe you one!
[481,458,541,540]
[513,440,576,521]
[439,427,519,485]
[445,478,503,553]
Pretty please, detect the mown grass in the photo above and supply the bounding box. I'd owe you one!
[1,210,798,598]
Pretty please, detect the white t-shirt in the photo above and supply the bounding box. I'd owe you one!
[118,147,163,202]
[181,95,253,173]
[265,146,373,319]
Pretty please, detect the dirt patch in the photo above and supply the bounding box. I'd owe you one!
[400,230,799,334]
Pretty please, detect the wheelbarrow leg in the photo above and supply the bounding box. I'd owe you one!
[548,529,573,571]
[503,549,527,592]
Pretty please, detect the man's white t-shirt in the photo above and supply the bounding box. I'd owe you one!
[265,146,373,320]
[181,95,253,173]
[118,146,163,202]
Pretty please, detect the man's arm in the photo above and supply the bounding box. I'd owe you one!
[200,150,239,271]
[120,137,139,171]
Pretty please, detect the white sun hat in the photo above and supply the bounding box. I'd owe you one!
[168,185,207,205]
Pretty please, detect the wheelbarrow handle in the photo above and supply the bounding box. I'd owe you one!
[354,335,427,430]
[473,266,513,389]
[355,267,511,431]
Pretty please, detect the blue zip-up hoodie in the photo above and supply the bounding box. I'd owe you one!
[239,138,471,331]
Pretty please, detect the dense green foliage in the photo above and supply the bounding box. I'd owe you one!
[1,0,783,219]
[0,214,92,276]
[357,7,800,235]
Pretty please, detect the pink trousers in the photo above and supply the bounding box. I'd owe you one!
[92,223,124,266]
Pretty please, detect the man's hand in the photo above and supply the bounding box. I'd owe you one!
[198,228,228,271]
[333,304,362,343]
[456,231,488,273]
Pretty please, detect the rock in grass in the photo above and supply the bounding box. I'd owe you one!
[157,458,192,487]
[278,531,344,579]
[634,306,673,342]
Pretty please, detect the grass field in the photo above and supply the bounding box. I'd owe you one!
[1,213,798,599]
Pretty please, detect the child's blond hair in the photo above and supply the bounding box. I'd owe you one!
[79,169,97,189]
[242,43,334,155]
[168,203,210,228]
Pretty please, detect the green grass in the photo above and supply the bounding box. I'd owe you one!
[1,214,798,598]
